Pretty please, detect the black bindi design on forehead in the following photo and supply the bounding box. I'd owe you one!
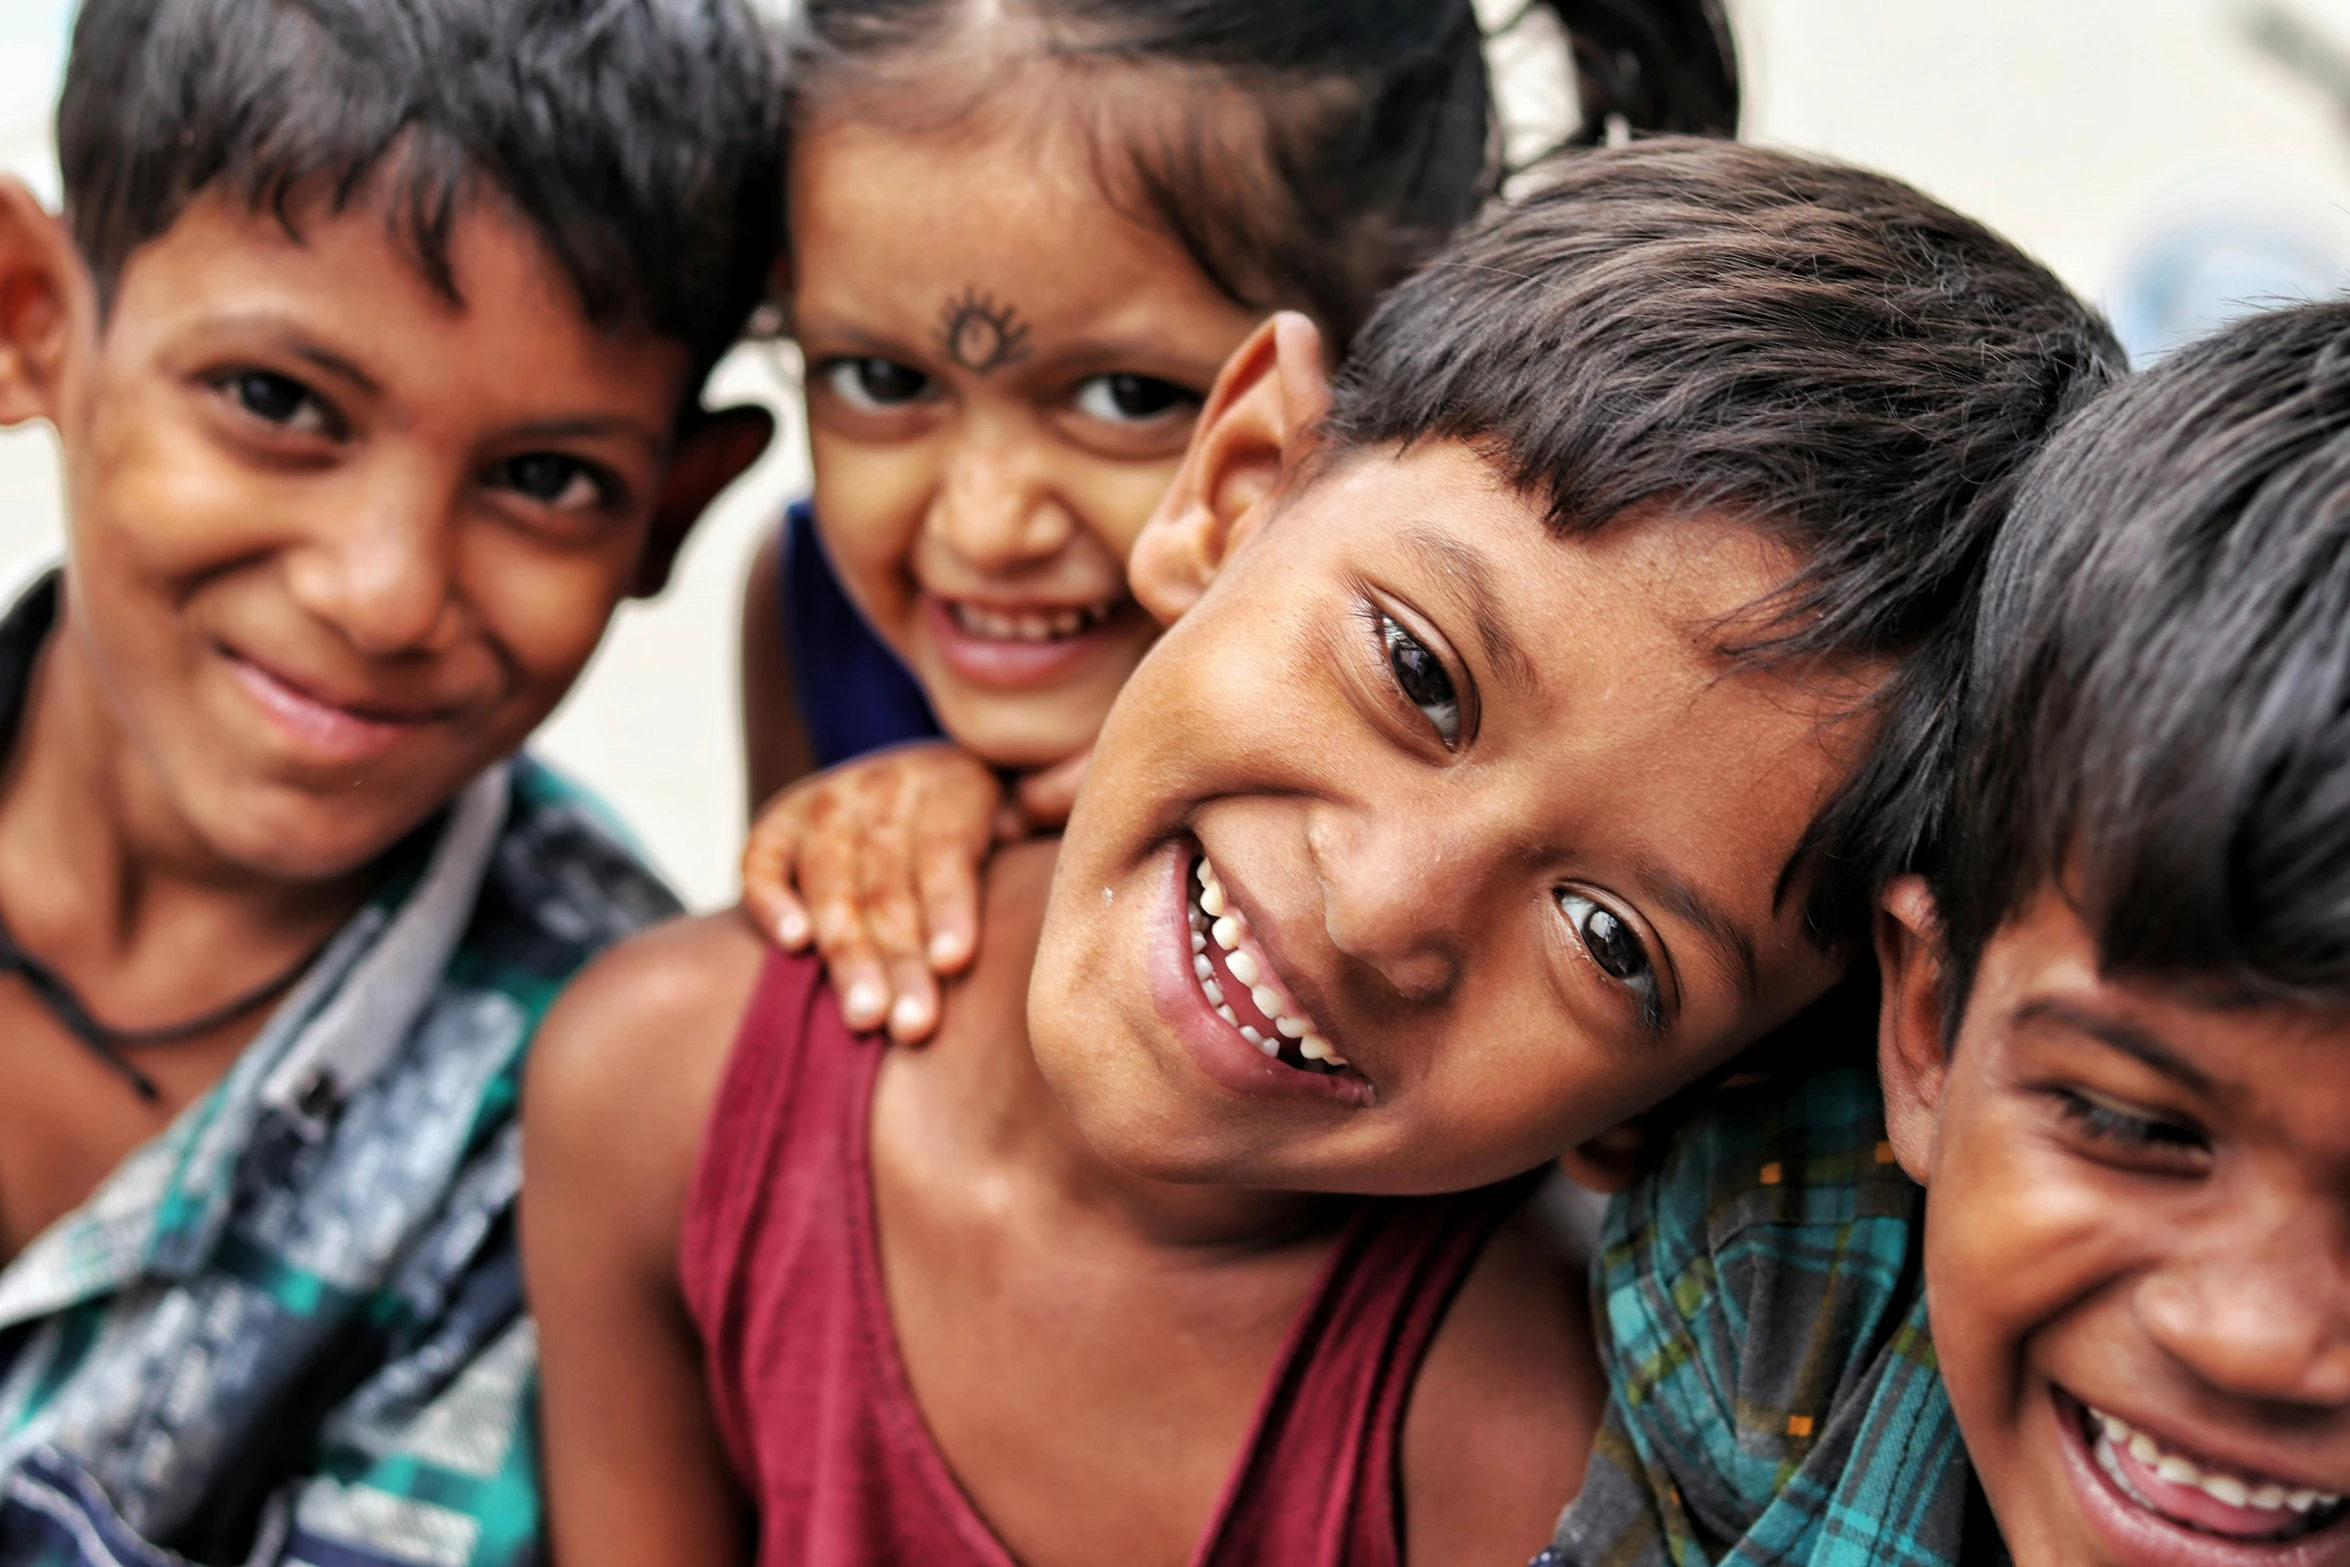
[936,287,1033,374]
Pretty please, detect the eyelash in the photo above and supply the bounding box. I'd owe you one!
[1366,605,1463,748]
[2054,1090,2207,1160]
[1557,890,1666,1032]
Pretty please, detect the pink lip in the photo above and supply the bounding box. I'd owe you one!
[2055,1387,2350,1567]
[1144,842,1373,1107]
[920,593,1132,690]
[225,651,443,768]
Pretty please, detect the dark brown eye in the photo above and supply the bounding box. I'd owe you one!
[1381,615,1459,746]
[822,357,931,409]
[1558,891,1661,1022]
[223,370,333,434]
[1075,373,1195,423]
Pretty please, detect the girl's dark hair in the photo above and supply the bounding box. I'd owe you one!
[1324,139,2127,953]
[1936,300,2350,1017]
[782,0,1738,346]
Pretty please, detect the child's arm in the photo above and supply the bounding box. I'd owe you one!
[522,917,769,1567]
[740,526,818,813]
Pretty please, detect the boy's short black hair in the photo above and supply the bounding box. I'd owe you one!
[58,0,784,391]
[1936,300,2350,1015]
[1324,138,2125,952]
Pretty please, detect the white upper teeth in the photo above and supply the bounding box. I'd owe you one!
[1191,853,1346,1070]
[950,599,1117,644]
[2092,1407,2342,1519]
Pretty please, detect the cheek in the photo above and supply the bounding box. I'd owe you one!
[1924,1082,2141,1425]
[455,531,632,711]
[1060,457,1183,569]
[808,433,932,629]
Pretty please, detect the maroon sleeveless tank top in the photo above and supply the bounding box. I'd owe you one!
[680,950,1537,1567]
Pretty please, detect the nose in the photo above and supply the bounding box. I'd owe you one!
[925,415,1075,574]
[283,463,468,658]
[2138,1205,2350,1409]
[1305,808,1476,1004]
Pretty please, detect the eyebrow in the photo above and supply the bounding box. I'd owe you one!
[2011,998,2217,1095]
[1401,528,1539,696]
[1629,858,1761,1009]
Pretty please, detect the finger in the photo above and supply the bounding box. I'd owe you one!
[739,806,813,948]
[911,829,984,974]
[884,958,942,1044]
[855,825,936,982]
[1015,746,1092,828]
[802,832,891,1030]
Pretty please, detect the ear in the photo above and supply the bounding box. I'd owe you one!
[631,403,775,599]
[1129,311,1330,625]
[1559,1119,1658,1195]
[1875,874,1952,1186]
[0,178,87,429]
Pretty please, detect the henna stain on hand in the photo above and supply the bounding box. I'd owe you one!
[936,287,1033,374]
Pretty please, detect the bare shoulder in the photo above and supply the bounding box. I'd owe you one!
[1401,1169,1609,1564]
[523,912,772,1269]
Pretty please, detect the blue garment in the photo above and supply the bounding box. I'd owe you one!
[780,503,941,768]
[1534,1067,1986,1567]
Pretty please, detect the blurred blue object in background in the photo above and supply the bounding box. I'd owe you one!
[2110,214,2350,364]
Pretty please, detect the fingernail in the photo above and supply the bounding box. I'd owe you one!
[777,911,809,945]
[929,933,964,966]
[890,994,929,1036]
[845,980,886,1021]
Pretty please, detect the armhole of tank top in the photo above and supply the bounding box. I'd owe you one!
[677,949,830,1336]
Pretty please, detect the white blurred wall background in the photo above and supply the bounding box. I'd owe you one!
[3,0,2348,906]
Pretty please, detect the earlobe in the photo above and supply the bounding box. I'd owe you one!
[631,403,775,599]
[0,178,84,429]
[1130,311,1330,625]
[1875,875,1952,1186]
[1560,1118,1658,1195]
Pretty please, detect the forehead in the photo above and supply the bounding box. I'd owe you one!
[102,190,689,423]
[787,111,1253,349]
[1976,890,2350,1154]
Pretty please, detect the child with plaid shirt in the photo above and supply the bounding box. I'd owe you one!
[1545,299,2350,1567]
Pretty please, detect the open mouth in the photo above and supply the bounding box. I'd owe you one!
[946,596,1124,645]
[2079,1396,2348,1547]
[1186,850,1355,1079]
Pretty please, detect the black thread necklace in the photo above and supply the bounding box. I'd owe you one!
[0,905,320,1102]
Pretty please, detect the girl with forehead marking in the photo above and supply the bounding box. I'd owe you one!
[735,0,1740,1041]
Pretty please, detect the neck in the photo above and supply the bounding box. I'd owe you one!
[0,611,373,986]
[908,843,1348,1255]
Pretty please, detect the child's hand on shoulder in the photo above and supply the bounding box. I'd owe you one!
[740,742,1090,1041]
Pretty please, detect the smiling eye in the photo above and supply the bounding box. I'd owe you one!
[1073,373,1196,424]
[490,453,607,512]
[1559,891,1661,1019]
[2055,1091,2208,1157]
[1381,614,1460,746]
[820,356,933,411]
[224,371,332,434]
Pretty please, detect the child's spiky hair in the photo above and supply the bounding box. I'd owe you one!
[59,0,785,390]
[1938,299,2350,1015]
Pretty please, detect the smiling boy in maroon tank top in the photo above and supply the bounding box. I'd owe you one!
[520,143,2121,1567]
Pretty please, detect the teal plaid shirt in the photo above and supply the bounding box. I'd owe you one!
[1537,1068,1990,1567]
[0,567,677,1567]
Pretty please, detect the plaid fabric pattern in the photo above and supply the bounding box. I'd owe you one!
[1535,1068,1977,1567]
[0,573,676,1567]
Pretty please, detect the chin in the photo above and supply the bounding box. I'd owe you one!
[192,779,444,883]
